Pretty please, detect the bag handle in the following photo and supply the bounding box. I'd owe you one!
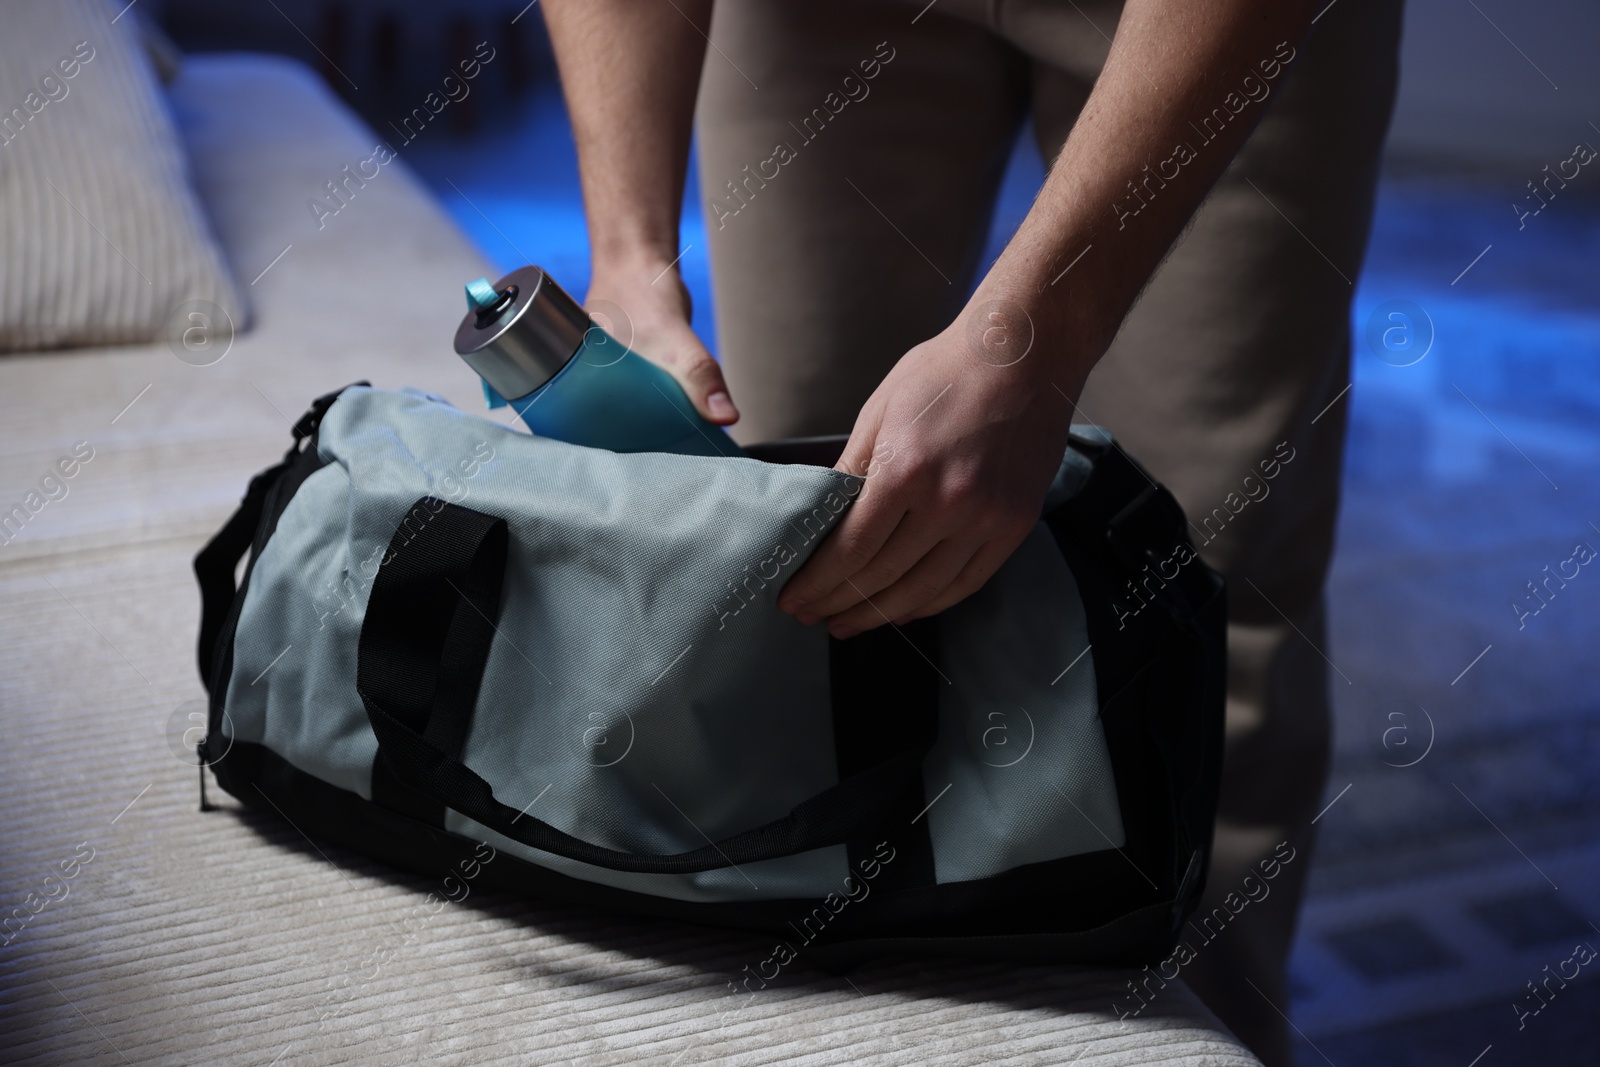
[195,456,294,689]
[356,498,930,875]
[195,383,367,691]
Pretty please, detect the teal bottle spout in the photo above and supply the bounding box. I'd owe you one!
[453,266,742,459]
[465,277,501,313]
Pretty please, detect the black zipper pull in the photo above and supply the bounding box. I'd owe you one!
[197,735,213,813]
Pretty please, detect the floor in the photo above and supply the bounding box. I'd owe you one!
[1293,179,1600,1066]
[400,91,1600,1067]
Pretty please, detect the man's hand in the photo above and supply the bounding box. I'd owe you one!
[584,258,738,425]
[778,299,1083,638]
[775,0,1319,635]
[542,0,731,422]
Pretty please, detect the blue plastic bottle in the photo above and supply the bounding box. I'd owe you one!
[453,266,742,458]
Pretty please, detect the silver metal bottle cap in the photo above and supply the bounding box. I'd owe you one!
[453,265,592,400]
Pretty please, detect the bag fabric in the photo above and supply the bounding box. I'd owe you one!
[196,385,1225,966]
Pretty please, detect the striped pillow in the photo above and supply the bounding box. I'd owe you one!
[0,0,247,353]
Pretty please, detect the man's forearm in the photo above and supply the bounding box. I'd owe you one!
[986,0,1318,377]
[542,0,711,273]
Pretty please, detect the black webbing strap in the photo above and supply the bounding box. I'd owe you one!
[365,499,507,826]
[829,621,939,889]
[356,496,934,875]
[194,455,294,690]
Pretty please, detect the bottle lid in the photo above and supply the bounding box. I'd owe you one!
[453,266,591,401]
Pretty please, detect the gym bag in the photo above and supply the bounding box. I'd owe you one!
[195,384,1225,966]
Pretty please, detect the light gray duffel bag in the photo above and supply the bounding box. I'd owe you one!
[196,383,1225,965]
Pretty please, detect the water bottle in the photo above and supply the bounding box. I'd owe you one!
[453,266,743,458]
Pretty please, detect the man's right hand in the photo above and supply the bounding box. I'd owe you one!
[584,259,738,426]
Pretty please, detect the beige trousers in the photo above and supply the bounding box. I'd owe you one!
[696,1,1400,1062]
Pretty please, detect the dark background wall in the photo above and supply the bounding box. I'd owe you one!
[1387,0,1600,170]
[151,0,558,137]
